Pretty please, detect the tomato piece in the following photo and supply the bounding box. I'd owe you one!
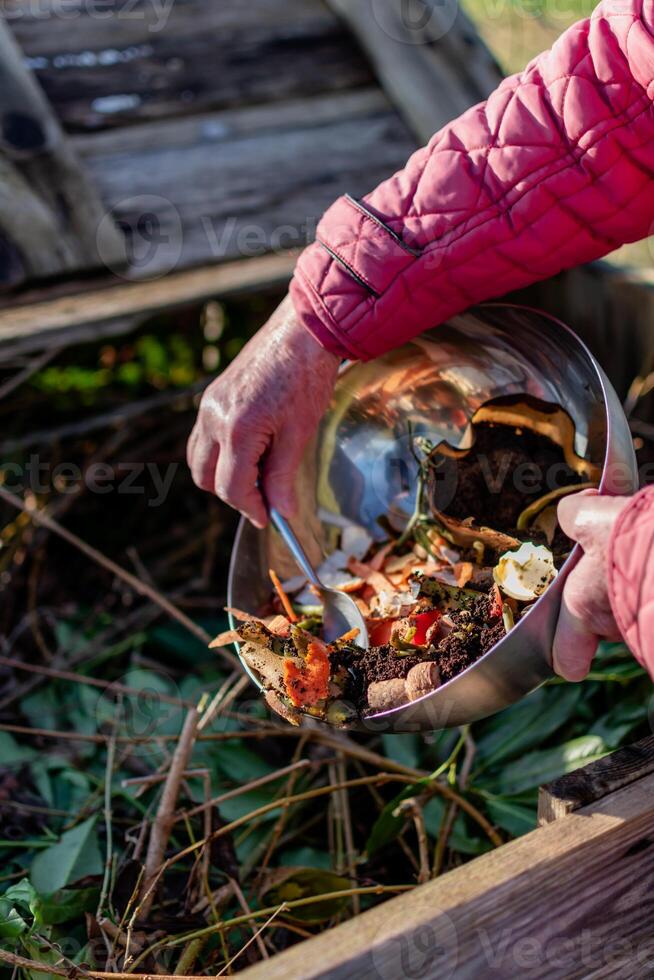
[489,585,503,620]
[411,610,442,646]
[368,619,395,646]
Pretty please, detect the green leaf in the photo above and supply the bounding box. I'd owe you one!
[590,699,649,749]
[279,847,332,871]
[483,796,536,837]
[260,868,351,923]
[211,742,275,783]
[0,731,38,766]
[422,798,490,856]
[381,734,421,770]
[481,735,609,796]
[30,817,102,894]
[474,685,581,770]
[39,886,99,925]
[0,879,42,939]
[365,784,419,856]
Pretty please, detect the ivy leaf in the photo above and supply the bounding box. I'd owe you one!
[30,816,102,894]
[0,879,43,939]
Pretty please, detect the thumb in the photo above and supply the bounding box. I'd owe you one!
[557,490,626,551]
[261,426,312,519]
[552,567,598,681]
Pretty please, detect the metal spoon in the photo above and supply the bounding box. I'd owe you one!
[270,508,369,647]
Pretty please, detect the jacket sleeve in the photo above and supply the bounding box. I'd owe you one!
[290,0,654,360]
[608,486,654,672]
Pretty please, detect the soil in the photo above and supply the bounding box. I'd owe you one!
[335,593,505,709]
[435,593,505,682]
[334,645,428,711]
[430,422,580,532]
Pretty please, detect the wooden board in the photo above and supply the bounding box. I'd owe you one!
[68,89,415,278]
[240,768,654,979]
[5,0,374,132]
[538,735,654,825]
[0,21,126,285]
[325,0,502,142]
[510,263,654,401]
[0,251,297,359]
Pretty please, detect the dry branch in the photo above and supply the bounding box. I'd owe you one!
[139,707,201,917]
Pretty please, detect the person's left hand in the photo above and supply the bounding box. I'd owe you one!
[552,489,631,680]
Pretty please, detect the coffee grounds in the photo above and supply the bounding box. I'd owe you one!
[334,645,429,710]
[432,422,580,532]
[435,593,505,682]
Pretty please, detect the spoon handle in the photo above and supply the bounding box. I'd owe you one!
[269,508,323,590]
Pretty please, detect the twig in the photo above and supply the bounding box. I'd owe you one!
[255,735,311,884]
[122,769,210,790]
[129,886,414,969]
[216,903,287,975]
[135,774,424,920]
[396,798,430,884]
[0,346,62,401]
[97,699,119,921]
[175,758,313,823]
[138,707,200,918]
[433,801,457,877]
[231,877,270,962]
[0,654,193,708]
[0,947,204,980]
[0,379,208,452]
[336,755,359,913]
[0,486,237,666]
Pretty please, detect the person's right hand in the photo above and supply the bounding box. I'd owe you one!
[187,295,340,528]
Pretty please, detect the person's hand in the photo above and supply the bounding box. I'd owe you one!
[553,489,631,680]
[187,295,340,528]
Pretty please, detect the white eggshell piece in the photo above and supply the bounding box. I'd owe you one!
[493,542,557,602]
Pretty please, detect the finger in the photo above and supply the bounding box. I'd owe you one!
[557,490,624,549]
[552,580,599,681]
[214,438,268,529]
[261,425,311,519]
[187,424,220,493]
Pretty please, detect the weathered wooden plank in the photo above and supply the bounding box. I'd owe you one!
[538,736,654,826]
[0,21,126,284]
[511,262,654,401]
[241,768,654,979]
[69,90,415,278]
[5,0,374,131]
[0,251,297,359]
[325,0,502,143]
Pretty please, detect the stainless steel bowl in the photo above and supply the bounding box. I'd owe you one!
[228,304,638,732]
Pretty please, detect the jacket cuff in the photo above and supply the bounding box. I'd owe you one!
[607,485,654,667]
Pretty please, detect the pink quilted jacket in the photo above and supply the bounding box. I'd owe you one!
[290,0,654,669]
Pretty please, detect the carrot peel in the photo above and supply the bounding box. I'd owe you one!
[269,568,299,623]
